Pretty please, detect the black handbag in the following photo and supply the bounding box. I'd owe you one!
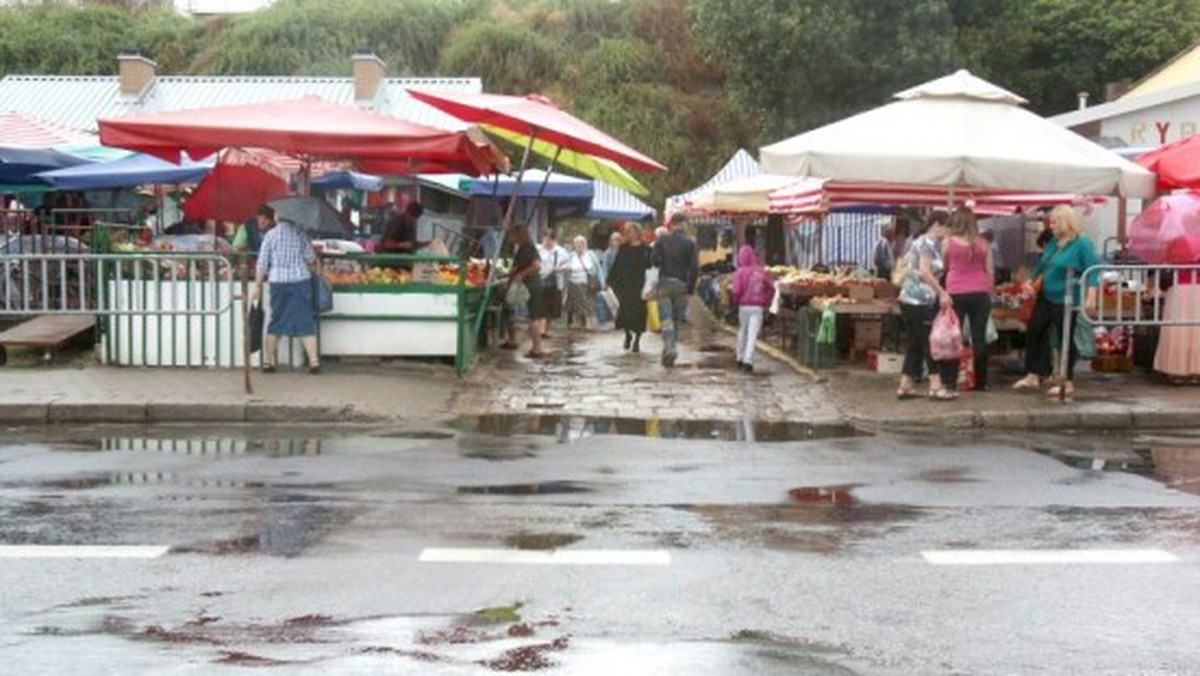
[248,301,264,354]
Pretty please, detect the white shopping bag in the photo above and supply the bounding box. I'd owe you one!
[641,267,659,300]
[601,287,620,314]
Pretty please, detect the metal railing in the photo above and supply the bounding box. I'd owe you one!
[1057,263,1200,400]
[1,251,242,369]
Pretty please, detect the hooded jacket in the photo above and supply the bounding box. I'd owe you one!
[730,245,774,308]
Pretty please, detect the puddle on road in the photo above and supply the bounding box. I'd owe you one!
[454,414,865,444]
[457,480,592,496]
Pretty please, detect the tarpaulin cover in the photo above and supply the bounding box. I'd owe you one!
[98,96,505,176]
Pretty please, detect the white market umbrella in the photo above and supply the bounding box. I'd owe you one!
[759,69,1156,198]
[687,173,800,213]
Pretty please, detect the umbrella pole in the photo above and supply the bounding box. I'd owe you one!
[523,145,564,230]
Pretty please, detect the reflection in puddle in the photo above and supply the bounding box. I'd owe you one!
[458,481,592,496]
[456,415,865,444]
[100,437,323,457]
[1035,445,1153,474]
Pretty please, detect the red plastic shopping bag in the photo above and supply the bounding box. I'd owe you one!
[929,306,963,361]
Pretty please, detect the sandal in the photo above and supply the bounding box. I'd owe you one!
[1045,383,1075,398]
[1011,375,1040,390]
[525,350,549,360]
[929,388,959,401]
[498,341,519,350]
[896,386,919,400]
[262,364,276,374]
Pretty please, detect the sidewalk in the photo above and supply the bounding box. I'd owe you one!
[0,301,1196,431]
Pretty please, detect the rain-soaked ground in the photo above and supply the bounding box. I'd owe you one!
[1,422,1199,673]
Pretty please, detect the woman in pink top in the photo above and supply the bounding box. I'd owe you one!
[941,207,994,391]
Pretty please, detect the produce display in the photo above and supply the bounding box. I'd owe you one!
[322,259,490,287]
[767,266,893,299]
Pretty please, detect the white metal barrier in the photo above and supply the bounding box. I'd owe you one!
[1056,263,1200,399]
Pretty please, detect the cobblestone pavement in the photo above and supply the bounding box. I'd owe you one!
[453,299,844,426]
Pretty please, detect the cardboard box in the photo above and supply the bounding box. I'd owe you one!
[852,318,883,351]
[867,350,904,374]
[846,284,875,300]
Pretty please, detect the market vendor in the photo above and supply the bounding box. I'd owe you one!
[379,202,423,254]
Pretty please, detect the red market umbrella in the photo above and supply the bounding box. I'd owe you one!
[183,162,289,224]
[406,90,666,174]
[98,96,505,176]
[1136,135,1200,191]
[1128,191,1200,263]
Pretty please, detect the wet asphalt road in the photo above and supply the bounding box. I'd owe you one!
[1,422,1198,675]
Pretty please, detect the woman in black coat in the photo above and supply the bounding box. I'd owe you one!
[608,223,651,352]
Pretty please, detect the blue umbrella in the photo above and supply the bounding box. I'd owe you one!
[37,153,213,190]
[310,169,383,191]
[0,145,92,184]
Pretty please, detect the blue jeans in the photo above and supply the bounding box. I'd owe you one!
[656,277,689,352]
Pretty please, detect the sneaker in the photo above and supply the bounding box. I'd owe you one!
[308,364,321,375]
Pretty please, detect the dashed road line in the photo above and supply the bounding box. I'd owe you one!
[419,548,671,566]
[922,549,1180,566]
[0,545,170,559]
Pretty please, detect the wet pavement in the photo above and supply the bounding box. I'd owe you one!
[1,426,1198,673]
[454,304,843,426]
[1,297,1198,433]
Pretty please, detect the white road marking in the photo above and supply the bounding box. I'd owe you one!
[0,545,170,559]
[420,548,671,566]
[922,549,1179,566]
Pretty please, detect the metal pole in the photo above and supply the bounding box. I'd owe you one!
[242,254,252,395]
[1057,267,1075,402]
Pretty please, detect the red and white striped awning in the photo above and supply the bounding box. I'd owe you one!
[767,178,1106,216]
[0,111,92,147]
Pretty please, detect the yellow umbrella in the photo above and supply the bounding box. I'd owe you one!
[481,123,651,196]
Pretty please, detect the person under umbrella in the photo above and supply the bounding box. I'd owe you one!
[252,205,321,374]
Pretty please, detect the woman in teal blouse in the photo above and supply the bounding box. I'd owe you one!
[1012,205,1098,398]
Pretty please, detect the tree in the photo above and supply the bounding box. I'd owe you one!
[692,0,957,143]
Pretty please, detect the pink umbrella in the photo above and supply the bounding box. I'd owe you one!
[1128,191,1200,263]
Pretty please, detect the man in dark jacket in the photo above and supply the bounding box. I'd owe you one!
[651,212,699,367]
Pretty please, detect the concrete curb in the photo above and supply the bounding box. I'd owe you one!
[0,401,383,425]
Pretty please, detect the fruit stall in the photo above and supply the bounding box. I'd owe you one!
[702,264,899,369]
[102,239,496,375]
[319,253,494,375]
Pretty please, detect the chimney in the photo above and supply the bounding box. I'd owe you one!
[1104,81,1131,102]
[1077,91,1089,110]
[118,51,157,99]
[352,48,387,102]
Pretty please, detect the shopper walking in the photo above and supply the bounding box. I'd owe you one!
[730,244,774,373]
[651,213,699,367]
[565,235,603,331]
[608,222,651,352]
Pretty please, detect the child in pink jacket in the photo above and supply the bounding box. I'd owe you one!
[730,245,775,373]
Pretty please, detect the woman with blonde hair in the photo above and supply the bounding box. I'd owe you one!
[565,234,603,331]
[941,206,994,391]
[1012,205,1098,397]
